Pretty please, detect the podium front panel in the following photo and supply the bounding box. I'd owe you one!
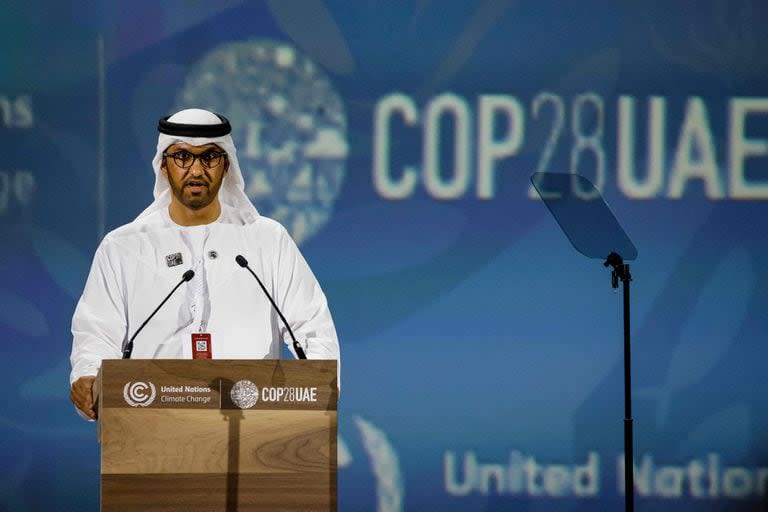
[98,359,338,512]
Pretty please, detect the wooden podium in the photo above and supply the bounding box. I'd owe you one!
[95,359,338,512]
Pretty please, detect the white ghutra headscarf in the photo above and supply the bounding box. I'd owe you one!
[135,108,259,223]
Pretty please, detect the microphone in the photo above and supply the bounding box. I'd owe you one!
[235,255,307,359]
[122,270,195,359]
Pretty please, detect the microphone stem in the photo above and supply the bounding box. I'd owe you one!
[242,264,307,359]
[122,275,190,359]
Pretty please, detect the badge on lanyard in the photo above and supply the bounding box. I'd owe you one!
[191,333,212,359]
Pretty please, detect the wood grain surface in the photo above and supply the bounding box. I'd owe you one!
[102,473,335,512]
[98,360,337,511]
[102,409,336,474]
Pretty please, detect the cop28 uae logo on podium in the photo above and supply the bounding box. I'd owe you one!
[123,381,157,407]
[230,380,259,409]
[177,39,349,245]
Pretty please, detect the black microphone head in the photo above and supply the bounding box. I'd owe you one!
[235,255,248,268]
[182,270,195,281]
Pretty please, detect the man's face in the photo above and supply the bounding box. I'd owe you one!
[161,142,228,211]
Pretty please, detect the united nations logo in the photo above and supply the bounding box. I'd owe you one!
[177,39,348,245]
[230,380,259,409]
[123,381,157,407]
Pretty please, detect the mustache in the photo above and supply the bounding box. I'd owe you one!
[183,177,210,187]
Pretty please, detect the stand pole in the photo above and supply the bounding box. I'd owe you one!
[605,252,634,512]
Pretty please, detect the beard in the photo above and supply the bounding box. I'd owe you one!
[167,171,225,211]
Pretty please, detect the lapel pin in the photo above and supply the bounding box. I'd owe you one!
[165,252,183,267]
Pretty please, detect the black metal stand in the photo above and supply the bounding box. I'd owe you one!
[530,172,639,511]
[604,252,634,512]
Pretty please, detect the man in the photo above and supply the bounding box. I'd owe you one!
[69,108,340,420]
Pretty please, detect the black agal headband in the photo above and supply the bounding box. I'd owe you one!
[158,113,232,137]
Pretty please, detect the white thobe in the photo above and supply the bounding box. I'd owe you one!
[70,205,339,384]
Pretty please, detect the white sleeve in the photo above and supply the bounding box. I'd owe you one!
[70,239,126,384]
[273,226,341,383]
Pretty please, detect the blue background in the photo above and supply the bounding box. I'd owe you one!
[1,1,767,510]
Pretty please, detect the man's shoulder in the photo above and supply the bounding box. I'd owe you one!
[244,217,301,249]
[100,210,170,247]
[248,216,288,236]
[219,205,285,236]
[221,216,294,251]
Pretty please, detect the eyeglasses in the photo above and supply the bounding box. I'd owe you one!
[162,149,227,169]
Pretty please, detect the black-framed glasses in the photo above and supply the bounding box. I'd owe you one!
[163,149,227,169]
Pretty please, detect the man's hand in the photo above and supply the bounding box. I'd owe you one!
[70,376,97,420]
